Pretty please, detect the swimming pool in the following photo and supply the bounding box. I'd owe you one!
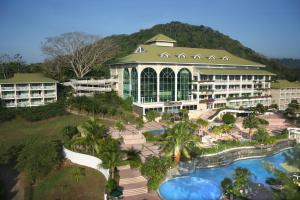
[148,128,165,135]
[159,148,293,200]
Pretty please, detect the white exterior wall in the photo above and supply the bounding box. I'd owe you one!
[0,82,57,108]
[271,88,300,110]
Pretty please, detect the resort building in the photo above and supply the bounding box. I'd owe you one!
[0,73,57,107]
[110,34,275,117]
[271,80,300,110]
[64,77,118,96]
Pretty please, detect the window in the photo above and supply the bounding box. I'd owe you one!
[159,68,175,101]
[193,54,201,59]
[141,68,157,102]
[182,105,197,110]
[222,56,229,61]
[135,46,145,53]
[131,68,138,102]
[177,53,186,59]
[177,68,192,101]
[123,68,130,98]
[209,55,216,60]
[160,52,169,58]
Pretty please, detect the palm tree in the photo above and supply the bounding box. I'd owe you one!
[115,120,125,135]
[242,114,259,142]
[75,118,106,155]
[163,122,200,163]
[196,118,209,135]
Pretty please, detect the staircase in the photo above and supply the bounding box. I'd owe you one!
[118,165,148,199]
[122,133,146,145]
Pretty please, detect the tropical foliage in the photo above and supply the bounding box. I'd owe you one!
[242,114,261,142]
[67,92,132,117]
[222,113,236,124]
[163,122,200,162]
[221,167,252,198]
[16,136,60,182]
[141,156,174,190]
[145,110,160,122]
[253,128,275,144]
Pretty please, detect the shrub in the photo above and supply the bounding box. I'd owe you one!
[16,136,60,182]
[0,108,16,123]
[145,110,160,122]
[222,113,236,124]
[62,125,78,143]
[141,156,174,190]
[142,132,161,142]
[18,102,66,121]
[105,178,117,194]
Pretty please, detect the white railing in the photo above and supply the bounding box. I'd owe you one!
[62,147,109,180]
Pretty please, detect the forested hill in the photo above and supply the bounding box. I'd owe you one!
[272,58,300,69]
[107,21,300,81]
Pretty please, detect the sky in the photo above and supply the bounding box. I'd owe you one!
[0,0,300,63]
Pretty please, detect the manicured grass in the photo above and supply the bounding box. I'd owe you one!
[32,165,106,200]
[0,114,88,158]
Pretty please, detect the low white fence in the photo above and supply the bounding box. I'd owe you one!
[62,146,110,180]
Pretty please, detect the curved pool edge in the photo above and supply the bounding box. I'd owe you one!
[158,146,295,200]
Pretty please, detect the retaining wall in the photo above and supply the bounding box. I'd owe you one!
[62,146,110,180]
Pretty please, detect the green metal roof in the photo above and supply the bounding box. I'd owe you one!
[0,73,58,84]
[198,68,275,75]
[114,44,265,67]
[145,34,177,44]
[271,80,300,89]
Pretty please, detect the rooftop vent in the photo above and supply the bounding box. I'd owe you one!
[177,53,186,59]
[209,55,216,60]
[222,56,229,61]
[193,54,201,59]
[160,52,170,58]
[135,46,145,53]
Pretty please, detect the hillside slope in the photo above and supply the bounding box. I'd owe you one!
[107,22,300,81]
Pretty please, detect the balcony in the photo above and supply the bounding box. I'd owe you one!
[16,94,29,99]
[44,86,56,90]
[17,102,30,107]
[227,95,272,101]
[1,87,14,90]
[30,86,43,90]
[44,93,56,97]
[2,94,15,99]
[16,86,29,90]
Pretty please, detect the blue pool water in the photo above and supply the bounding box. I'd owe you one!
[148,128,165,135]
[159,148,293,200]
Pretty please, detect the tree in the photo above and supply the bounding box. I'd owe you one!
[16,136,60,182]
[221,167,251,198]
[179,109,189,121]
[255,103,267,114]
[284,145,300,170]
[145,110,160,122]
[141,156,173,190]
[98,137,122,180]
[42,32,118,78]
[222,113,236,124]
[243,114,260,142]
[196,118,209,134]
[253,128,270,144]
[0,53,25,79]
[163,122,200,163]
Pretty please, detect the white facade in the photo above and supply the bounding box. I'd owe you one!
[271,87,300,110]
[0,82,57,108]
[65,77,118,97]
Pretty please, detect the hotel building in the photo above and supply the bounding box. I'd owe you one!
[0,73,57,108]
[110,34,274,117]
[271,80,300,110]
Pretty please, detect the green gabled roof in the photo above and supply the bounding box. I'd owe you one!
[145,34,177,44]
[0,73,58,84]
[115,44,265,67]
[271,80,300,89]
[198,68,275,75]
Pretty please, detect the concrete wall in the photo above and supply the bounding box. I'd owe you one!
[62,147,110,180]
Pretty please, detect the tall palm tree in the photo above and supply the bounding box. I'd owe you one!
[242,114,259,142]
[163,122,200,163]
[100,150,122,179]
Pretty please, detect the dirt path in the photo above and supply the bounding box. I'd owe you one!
[0,164,24,200]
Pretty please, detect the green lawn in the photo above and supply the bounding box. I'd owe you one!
[32,165,106,200]
[0,114,88,159]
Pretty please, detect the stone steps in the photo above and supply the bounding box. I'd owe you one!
[119,176,147,185]
[122,187,148,197]
[122,181,148,190]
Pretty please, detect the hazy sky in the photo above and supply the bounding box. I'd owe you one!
[1,0,300,63]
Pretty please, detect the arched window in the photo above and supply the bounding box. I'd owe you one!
[159,68,175,101]
[193,54,201,59]
[222,56,229,61]
[135,46,145,53]
[123,68,130,98]
[209,55,216,60]
[160,52,169,58]
[131,68,138,102]
[177,68,191,101]
[141,68,157,102]
[177,53,186,59]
